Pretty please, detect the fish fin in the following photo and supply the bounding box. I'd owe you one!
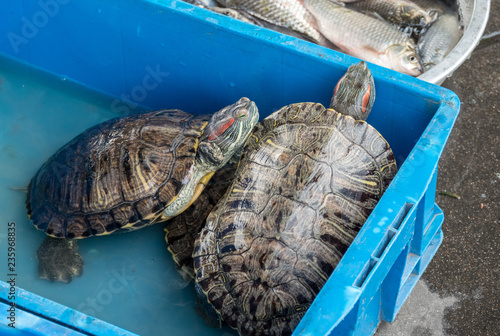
[363,10,387,22]
[211,7,260,25]
[327,0,346,7]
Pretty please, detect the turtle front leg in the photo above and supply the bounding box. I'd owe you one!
[36,237,83,283]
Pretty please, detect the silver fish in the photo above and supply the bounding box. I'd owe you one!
[301,0,423,76]
[184,0,282,25]
[185,0,337,48]
[418,10,462,70]
[215,0,327,45]
[347,0,436,27]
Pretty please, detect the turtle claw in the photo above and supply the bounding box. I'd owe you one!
[36,237,84,283]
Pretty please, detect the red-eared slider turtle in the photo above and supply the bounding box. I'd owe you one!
[26,97,259,282]
[192,62,398,336]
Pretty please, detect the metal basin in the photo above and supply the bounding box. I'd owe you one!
[417,0,490,85]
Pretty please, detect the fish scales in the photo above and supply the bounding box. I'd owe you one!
[304,1,410,48]
[216,0,323,43]
[418,10,462,70]
[347,0,434,27]
[301,0,422,76]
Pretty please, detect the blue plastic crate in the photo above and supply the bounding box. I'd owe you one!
[0,1,459,335]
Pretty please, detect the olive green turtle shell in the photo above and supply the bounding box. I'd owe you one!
[193,102,397,336]
[27,110,210,239]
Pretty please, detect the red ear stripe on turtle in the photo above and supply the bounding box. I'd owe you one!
[361,84,371,113]
[207,118,234,141]
[331,74,346,104]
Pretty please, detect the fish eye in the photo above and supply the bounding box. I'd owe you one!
[409,55,418,63]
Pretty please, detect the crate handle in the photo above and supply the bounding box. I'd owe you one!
[352,201,413,288]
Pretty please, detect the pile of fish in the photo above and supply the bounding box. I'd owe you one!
[184,0,463,76]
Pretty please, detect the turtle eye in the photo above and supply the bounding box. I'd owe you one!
[238,110,249,119]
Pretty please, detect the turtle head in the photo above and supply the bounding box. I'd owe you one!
[198,97,259,170]
[330,61,376,121]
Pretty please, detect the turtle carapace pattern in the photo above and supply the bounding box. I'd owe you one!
[26,98,258,282]
[193,62,397,336]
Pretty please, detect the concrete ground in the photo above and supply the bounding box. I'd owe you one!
[376,1,500,335]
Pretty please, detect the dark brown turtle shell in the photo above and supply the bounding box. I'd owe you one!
[27,109,210,239]
[193,102,397,336]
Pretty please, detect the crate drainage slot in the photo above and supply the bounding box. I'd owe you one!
[372,229,397,259]
[392,202,414,230]
[353,258,379,288]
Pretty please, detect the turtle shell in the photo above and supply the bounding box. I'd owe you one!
[193,102,397,336]
[27,109,210,239]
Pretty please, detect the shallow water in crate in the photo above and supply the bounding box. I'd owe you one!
[0,56,237,335]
